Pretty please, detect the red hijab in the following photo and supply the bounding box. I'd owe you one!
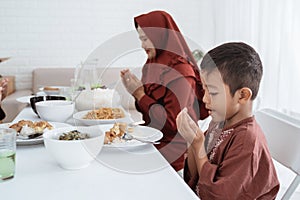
[134,10,197,65]
[134,10,201,87]
[134,10,208,120]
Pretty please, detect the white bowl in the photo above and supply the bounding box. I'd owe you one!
[43,126,104,170]
[36,100,74,122]
[73,108,128,126]
[75,89,120,111]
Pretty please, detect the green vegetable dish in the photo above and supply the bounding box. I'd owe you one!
[59,130,89,140]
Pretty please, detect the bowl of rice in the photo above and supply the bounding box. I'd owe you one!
[75,88,120,111]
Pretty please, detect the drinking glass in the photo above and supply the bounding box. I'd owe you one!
[0,128,16,181]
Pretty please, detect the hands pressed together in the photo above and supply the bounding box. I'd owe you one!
[120,68,208,172]
[176,108,207,159]
[120,69,145,101]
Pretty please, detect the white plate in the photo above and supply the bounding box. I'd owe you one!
[0,122,72,145]
[99,124,163,148]
[73,109,129,125]
[16,95,35,104]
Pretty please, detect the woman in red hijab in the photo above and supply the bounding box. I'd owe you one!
[121,10,208,171]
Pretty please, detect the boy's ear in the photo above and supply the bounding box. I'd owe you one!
[238,87,252,103]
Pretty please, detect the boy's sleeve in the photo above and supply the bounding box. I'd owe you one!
[197,130,279,199]
[183,158,199,194]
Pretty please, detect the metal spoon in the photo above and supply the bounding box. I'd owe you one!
[122,132,160,144]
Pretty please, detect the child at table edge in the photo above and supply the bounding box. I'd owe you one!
[176,42,280,199]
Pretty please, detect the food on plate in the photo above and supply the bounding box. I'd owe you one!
[77,84,107,91]
[58,130,89,141]
[43,86,59,91]
[104,122,127,144]
[9,120,53,139]
[83,107,125,120]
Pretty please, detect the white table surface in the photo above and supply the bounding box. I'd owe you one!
[1,107,198,200]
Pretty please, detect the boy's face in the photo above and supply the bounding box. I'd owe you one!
[201,69,240,123]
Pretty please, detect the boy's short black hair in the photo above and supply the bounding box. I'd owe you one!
[200,42,262,100]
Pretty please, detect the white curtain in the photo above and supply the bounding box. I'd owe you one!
[200,0,300,119]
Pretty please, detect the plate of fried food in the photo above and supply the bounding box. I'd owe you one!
[100,122,163,148]
[73,107,128,126]
[0,120,72,145]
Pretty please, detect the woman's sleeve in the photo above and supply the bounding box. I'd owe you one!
[136,76,197,131]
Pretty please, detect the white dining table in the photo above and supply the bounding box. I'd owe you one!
[1,107,199,200]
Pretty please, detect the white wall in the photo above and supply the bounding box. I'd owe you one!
[199,0,300,116]
[0,0,207,90]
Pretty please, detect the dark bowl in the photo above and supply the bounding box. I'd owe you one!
[30,96,66,116]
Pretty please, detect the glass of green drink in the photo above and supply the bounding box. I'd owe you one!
[0,128,16,181]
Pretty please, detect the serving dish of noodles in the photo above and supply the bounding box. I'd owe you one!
[73,107,127,126]
[83,107,124,120]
